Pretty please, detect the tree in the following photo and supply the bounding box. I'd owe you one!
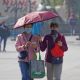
[28,0,32,12]
[64,0,80,37]
[64,0,80,17]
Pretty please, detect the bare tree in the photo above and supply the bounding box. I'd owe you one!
[64,0,80,17]
[28,0,32,12]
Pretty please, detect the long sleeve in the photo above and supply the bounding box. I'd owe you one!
[40,36,47,51]
[61,36,68,52]
[15,35,25,52]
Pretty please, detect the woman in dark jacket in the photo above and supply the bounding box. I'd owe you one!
[40,22,68,80]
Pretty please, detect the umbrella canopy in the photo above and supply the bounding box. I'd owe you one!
[14,11,58,29]
[32,22,43,35]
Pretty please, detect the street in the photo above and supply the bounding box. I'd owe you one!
[0,36,80,80]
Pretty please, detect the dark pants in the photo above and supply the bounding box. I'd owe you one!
[19,61,33,80]
[0,37,7,51]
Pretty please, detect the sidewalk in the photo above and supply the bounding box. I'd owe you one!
[0,36,80,80]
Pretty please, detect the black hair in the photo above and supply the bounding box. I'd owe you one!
[50,22,59,28]
[23,23,33,28]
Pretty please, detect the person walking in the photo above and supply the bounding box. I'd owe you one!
[0,36,1,51]
[68,13,77,35]
[15,27,40,80]
[39,22,68,80]
[0,23,10,52]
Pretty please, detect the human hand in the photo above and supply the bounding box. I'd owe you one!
[57,41,62,46]
[26,41,32,47]
[23,41,31,49]
[32,44,37,48]
[38,36,42,42]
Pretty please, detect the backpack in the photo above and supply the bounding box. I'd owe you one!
[51,34,64,58]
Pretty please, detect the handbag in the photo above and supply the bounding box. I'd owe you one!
[30,52,45,78]
[18,51,28,59]
[51,35,64,58]
[18,34,33,59]
[51,43,64,58]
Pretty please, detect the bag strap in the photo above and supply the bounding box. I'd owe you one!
[51,33,63,43]
[28,34,33,41]
[39,51,41,60]
[23,34,33,42]
[51,33,58,43]
[57,34,63,41]
[18,34,33,46]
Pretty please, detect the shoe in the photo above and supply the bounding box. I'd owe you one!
[3,49,6,52]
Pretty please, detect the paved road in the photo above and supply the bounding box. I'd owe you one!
[0,36,80,80]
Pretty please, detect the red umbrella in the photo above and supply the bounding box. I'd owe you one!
[14,11,58,28]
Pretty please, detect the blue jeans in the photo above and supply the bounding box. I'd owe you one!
[19,61,30,80]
